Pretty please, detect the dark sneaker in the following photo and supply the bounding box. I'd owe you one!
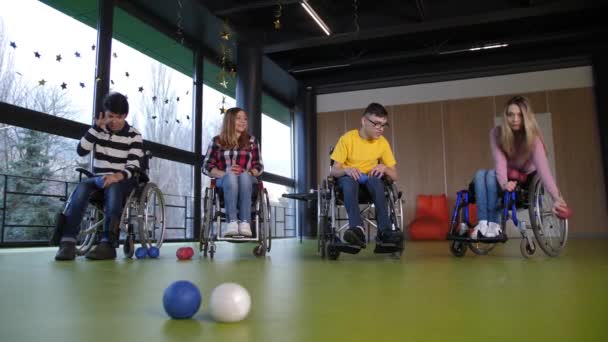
[343,226,366,248]
[55,241,76,261]
[378,230,404,244]
[85,242,116,260]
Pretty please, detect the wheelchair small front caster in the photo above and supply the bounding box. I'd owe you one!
[123,234,135,258]
[520,238,535,258]
[326,245,340,260]
[449,240,467,257]
[253,245,266,257]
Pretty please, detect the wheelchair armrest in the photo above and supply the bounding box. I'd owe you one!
[75,168,95,179]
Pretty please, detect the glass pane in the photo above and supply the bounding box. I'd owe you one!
[202,86,236,151]
[262,113,293,178]
[111,31,193,151]
[0,125,87,242]
[147,157,193,240]
[263,182,296,238]
[0,0,96,123]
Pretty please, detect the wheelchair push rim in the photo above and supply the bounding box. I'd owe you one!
[529,176,568,257]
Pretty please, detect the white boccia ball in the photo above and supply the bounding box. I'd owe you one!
[209,283,251,323]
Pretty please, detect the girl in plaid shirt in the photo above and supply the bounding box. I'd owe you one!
[203,107,264,237]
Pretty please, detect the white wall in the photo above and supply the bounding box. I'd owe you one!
[317,66,594,113]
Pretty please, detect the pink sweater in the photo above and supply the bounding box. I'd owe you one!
[490,127,560,199]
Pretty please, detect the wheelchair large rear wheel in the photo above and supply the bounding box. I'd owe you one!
[317,180,330,258]
[199,188,214,254]
[137,183,166,250]
[528,176,568,257]
[76,205,102,256]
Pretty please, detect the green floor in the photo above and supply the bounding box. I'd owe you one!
[1,239,607,342]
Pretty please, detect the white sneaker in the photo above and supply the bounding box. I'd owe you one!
[238,221,252,237]
[487,222,502,237]
[224,221,239,237]
[471,220,488,239]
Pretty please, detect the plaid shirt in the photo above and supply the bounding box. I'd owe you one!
[202,135,264,176]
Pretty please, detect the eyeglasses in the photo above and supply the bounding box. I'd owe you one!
[365,117,389,129]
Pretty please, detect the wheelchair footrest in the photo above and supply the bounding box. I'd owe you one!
[373,243,402,254]
[330,242,362,254]
[447,233,508,243]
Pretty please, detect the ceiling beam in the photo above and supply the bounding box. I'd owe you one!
[264,0,603,53]
[197,0,299,16]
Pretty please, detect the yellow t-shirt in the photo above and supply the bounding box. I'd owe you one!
[330,129,396,174]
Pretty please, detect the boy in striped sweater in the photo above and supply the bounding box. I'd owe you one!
[54,92,144,261]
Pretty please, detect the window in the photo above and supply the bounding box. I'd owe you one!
[0,0,97,123]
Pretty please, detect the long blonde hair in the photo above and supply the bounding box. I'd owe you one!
[498,96,544,159]
[218,107,250,149]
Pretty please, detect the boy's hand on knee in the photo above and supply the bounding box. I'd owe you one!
[370,164,386,178]
[103,173,124,187]
[345,168,361,180]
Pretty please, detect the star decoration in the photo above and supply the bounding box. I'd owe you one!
[176,119,180,124]
[10,41,17,49]
[220,106,226,114]
[91,45,96,50]
[74,51,81,58]
[176,97,180,102]
[38,79,46,86]
[125,72,130,77]
[34,51,41,58]
[138,86,144,92]
[165,120,169,124]
[56,54,62,62]
[113,52,118,58]
[152,96,157,102]
[219,78,228,89]
[164,99,169,104]
[79,82,85,88]
[186,115,190,120]
[60,82,67,90]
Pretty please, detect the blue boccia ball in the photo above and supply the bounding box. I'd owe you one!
[163,280,202,319]
[358,173,369,185]
[94,176,105,189]
[148,246,160,258]
[135,247,148,259]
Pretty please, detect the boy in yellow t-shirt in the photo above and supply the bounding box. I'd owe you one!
[330,103,402,248]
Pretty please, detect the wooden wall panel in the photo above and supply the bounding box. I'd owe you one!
[443,97,495,205]
[316,111,345,182]
[392,102,445,227]
[548,88,608,234]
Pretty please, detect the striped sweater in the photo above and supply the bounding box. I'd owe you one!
[77,122,144,179]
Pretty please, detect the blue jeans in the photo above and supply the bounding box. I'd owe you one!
[337,175,390,231]
[217,171,257,223]
[62,177,137,238]
[474,169,499,223]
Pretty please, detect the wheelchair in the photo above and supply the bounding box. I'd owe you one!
[446,172,568,258]
[199,178,272,258]
[316,175,405,260]
[51,151,166,258]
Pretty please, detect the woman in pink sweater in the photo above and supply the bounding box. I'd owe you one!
[471,96,568,239]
